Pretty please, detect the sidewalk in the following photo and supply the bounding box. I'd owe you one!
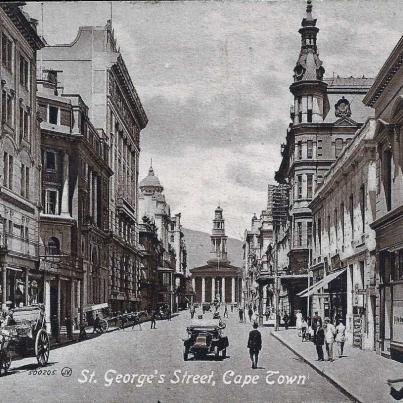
[271,328,403,403]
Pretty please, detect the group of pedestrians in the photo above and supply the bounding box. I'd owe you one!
[294,310,346,362]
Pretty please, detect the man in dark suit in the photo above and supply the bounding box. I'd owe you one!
[315,322,325,361]
[247,322,262,369]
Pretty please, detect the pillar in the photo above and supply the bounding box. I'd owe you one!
[201,277,205,303]
[61,152,70,216]
[25,268,29,306]
[212,277,215,302]
[221,277,225,303]
[2,267,7,309]
[57,276,61,339]
[192,277,195,294]
[231,277,235,303]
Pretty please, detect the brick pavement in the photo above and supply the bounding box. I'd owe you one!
[271,328,403,403]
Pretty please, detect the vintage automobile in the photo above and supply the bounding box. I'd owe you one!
[183,319,228,361]
[0,305,50,375]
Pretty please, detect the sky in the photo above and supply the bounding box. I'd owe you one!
[25,0,402,239]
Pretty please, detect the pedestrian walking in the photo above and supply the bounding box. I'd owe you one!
[315,322,325,361]
[295,310,303,336]
[239,307,244,323]
[301,317,308,342]
[283,312,289,330]
[93,314,103,334]
[335,319,346,357]
[79,320,87,341]
[265,307,270,322]
[190,305,195,319]
[324,317,336,361]
[312,311,322,343]
[248,306,253,322]
[247,322,262,369]
[131,314,142,331]
[150,310,157,329]
[223,304,228,318]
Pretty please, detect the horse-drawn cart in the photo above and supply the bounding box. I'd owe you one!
[0,305,50,375]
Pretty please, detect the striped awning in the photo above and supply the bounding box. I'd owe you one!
[297,268,346,298]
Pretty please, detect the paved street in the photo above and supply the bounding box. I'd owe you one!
[1,310,350,403]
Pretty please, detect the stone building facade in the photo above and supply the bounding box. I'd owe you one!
[274,1,373,318]
[363,35,403,362]
[0,4,44,310]
[37,72,112,332]
[192,206,242,305]
[39,21,148,312]
[306,119,377,350]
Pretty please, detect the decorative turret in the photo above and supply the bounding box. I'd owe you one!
[139,164,163,195]
[208,206,229,264]
[290,0,329,124]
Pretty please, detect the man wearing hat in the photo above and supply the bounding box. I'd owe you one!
[247,322,262,369]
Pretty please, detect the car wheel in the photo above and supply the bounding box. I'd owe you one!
[214,346,219,359]
[222,348,227,358]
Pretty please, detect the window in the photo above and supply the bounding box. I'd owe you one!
[334,208,338,240]
[307,140,313,159]
[383,149,392,211]
[47,237,60,255]
[8,220,13,236]
[19,55,29,88]
[20,164,26,197]
[2,91,6,123]
[2,91,13,126]
[3,153,13,190]
[45,150,56,171]
[307,174,313,199]
[360,185,366,233]
[2,33,12,71]
[327,214,331,243]
[298,141,302,159]
[341,202,345,242]
[307,108,313,123]
[298,97,302,123]
[297,222,302,247]
[48,105,59,125]
[317,140,323,157]
[318,218,322,253]
[307,222,312,248]
[349,194,354,237]
[297,175,303,199]
[335,138,343,158]
[45,189,58,215]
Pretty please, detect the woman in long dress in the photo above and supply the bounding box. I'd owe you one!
[295,310,303,336]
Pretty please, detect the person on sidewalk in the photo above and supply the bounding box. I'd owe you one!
[335,319,346,357]
[247,322,262,369]
[190,305,195,319]
[150,310,157,329]
[295,310,303,337]
[283,313,289,330]
[315,322,325,361]
[239,307,244,323]
[223,304,228,318]
[312,311,322,343]
[248,306,253,322]
[324,317,336,361]
[301,317,308,342]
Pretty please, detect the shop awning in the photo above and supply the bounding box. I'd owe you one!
[297,268,346,298]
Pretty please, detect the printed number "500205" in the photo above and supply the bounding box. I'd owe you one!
[28,369,57,375]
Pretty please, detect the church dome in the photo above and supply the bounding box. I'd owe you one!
[139,166,163,191]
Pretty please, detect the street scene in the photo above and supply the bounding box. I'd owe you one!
[1,0,403,402]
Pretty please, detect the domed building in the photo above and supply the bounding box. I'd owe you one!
[190,206,243,304]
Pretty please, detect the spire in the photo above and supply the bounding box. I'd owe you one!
[293,0,324,82]
[208,206,229,264]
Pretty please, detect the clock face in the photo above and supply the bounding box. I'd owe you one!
[295,65,304,79]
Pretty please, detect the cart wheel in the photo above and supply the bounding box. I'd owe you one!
[222,348,227,358]
[35,329,50,366]
[214,346,219,359]
[101,319,109,332]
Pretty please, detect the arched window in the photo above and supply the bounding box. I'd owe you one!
[47,237,60,255]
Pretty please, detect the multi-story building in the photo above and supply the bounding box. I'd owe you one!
[191,206,242,305]
[274,1,373,317]
[39,21,148,312]
[0,3,44,310]
[138,165,187,312]
[37,71,112,332]
[363,35,403,362]
[306,118,377,350]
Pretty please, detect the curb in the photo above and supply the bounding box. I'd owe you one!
[270,330,362,403]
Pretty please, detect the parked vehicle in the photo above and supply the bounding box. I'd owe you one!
[183,319,228,361]
[83,303,109,332]
[0,305,50,375]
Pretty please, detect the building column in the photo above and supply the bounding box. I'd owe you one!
[221,277,225,303]
[212,277,215,302]
[192,277,195,294]
[25,268,29,306]
[201,277,205,303]
[231,277,235,303]
[2,267,7,309]
[61,152,70,216]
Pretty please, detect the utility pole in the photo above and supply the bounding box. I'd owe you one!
[274,235,280,331]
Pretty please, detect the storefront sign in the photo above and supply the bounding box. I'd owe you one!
[353,314,362,348]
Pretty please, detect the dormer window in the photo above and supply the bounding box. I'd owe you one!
[48,105,59,125]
